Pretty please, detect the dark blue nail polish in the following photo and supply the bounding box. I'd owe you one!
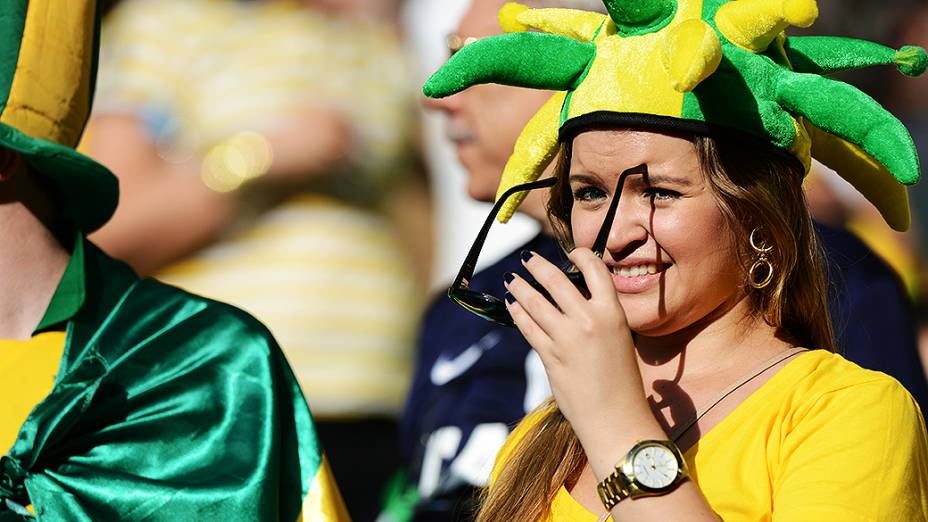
[504,272,515,285]
[520,250,534,263]
[504,292,515,305]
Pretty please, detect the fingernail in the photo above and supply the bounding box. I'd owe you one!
[504,272,515,285]
[520,250,534,263]
[504,292,515,305]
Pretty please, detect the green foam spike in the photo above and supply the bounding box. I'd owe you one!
[603,0,676,36]
[777,72,920,185]
[785,36,895,75]
[895,46,928,77]
[423,32,594,99]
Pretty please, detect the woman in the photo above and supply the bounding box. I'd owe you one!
[424,0,928,520]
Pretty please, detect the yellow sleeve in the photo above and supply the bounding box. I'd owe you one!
[772,378,928,521]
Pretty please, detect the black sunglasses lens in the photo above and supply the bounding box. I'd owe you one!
[449,288,514,327]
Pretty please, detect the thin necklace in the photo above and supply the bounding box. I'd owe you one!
[595,348,807,522]
[596,347,806,522]
[669,347,807,443]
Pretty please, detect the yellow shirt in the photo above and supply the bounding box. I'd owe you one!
[493,350,928,521]
[0,332,66,453]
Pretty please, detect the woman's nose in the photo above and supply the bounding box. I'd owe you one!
[603,197,650,255]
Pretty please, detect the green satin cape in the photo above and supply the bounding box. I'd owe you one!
[1,240,323,521]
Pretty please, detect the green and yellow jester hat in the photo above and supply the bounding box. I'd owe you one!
[0,0,117,233]
[423,0,927,231]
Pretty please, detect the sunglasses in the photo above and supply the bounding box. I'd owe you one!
[448,164,648,327]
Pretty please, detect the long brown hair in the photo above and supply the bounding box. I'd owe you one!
[475,130,835,522]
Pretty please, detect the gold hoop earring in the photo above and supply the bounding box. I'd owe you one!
[749,228,775,290]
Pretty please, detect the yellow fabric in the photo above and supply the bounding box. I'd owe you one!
[491,351,928,521]
[515,7,609,42]
[661,19,722,93]
[0,332,66,452]
[497,91,568,221]
[563,0,701,122]
[1,0,96,147]
[298,456,351,522]
[496,0,707,221]
[715,0,819,53]
[499,2,531,33]
[807,122,911,232]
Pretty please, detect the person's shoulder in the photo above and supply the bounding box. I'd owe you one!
[143,277,271,326]
[791,349,908,388]
[784,350,923,424]
[124,278,278,354]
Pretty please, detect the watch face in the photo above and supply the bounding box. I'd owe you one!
[631,444,679,489]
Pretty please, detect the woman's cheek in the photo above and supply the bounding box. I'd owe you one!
[570,213,601,247]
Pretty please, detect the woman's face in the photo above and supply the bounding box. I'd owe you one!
[569,130,745,337]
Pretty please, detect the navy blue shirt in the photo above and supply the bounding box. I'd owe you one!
[398,233,563,517]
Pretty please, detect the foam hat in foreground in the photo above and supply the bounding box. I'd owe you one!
[0,0,117,232]
[424,0,927,231]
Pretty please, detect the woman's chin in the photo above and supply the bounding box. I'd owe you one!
[623,312,675,338]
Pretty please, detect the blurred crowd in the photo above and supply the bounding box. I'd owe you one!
[82,0,927,520]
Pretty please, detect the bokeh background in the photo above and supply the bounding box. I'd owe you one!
[84,1,927,519]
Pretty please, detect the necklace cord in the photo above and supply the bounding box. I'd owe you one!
[670,347,807,443]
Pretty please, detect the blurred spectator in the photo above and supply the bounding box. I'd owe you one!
[381,1,604,521]
[84,0,425,519]
[401,0,541,290]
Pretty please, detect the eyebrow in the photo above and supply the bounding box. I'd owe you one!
[641,174,692,186]
[568,172,693,186]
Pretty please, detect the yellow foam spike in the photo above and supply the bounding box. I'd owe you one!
[499,2,530,33]
[661,19,723,92]
[806,123,911,232]
[496,91,568,223]
[517,8,610,42]
[716,0,819,52]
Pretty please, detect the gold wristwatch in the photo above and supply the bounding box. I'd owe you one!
[596,440,689,511]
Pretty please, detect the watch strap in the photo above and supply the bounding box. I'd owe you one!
[596,465,630,511]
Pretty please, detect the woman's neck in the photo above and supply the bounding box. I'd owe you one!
[634,295,793,388]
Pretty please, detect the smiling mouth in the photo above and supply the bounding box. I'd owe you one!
[609,263,671,278]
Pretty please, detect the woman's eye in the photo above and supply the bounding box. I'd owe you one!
[643,187,681,201]
[572,186,607,202]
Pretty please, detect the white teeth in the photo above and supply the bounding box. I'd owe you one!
[613,264,661,278]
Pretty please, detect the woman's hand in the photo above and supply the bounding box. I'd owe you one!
[505,247,666,477]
